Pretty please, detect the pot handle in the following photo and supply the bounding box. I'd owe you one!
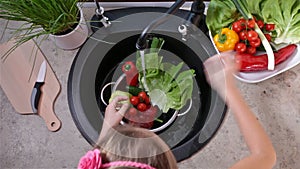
[177,99,192,117]
[100,82,116,106]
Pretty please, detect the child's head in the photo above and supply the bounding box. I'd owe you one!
[79,125,178,169]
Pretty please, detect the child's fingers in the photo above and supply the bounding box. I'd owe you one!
[118,103,130,116]
[109,96,129,107]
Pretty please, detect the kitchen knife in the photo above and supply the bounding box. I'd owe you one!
[30,60,46,113]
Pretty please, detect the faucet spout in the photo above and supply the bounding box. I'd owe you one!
[136,0,186,50]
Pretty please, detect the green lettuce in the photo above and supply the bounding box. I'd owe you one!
[136,53,195,113]
[206,0,300,44]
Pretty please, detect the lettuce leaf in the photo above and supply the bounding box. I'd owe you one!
[259,0,300,44]
[206,0,300,44]
[136,53,195,113]
[206,0,239,36]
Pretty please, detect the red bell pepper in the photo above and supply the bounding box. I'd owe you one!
[235,44,297,72]
[121,61,139,86]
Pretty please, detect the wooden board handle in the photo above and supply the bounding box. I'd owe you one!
[38,63,62,132]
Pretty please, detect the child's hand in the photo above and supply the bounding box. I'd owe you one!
[204,51,239,99]
[104,95,130,127]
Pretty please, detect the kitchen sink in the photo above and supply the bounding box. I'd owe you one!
[68,7,226,162]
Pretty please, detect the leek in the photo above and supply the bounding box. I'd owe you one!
[231,0,275,70]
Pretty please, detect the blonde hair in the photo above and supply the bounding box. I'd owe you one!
[95,125,178,169]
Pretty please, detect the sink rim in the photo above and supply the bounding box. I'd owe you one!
[68,10,227,162]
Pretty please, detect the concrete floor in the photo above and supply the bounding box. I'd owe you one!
[1,6,300,169]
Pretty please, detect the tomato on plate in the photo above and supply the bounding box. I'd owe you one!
[239,30,248,41]
[232,21,243,33]
[249,38,261,48]
[256,20,264,29]
[247,30,259,41]
[265,24,275,31]
[247,19,256,29]
[246,46,256,55]
[264,34,272,42]
[235,42,247,53]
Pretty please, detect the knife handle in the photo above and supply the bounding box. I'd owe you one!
[30,82,45,113]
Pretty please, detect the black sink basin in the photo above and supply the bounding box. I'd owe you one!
[68,7,226,162]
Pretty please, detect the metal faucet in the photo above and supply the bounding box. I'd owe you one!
[94,0,111,28]
[178,0,208,41]
[136,0,207,50]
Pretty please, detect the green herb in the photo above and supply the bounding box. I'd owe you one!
[155,118,163,123]
[0,0,82,59]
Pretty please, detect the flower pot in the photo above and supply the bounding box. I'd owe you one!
[49,6,89,50]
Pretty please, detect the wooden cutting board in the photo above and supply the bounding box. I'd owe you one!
[0,40,61,132]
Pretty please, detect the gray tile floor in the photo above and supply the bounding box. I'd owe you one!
[1,6,300,169]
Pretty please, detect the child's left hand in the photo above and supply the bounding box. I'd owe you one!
[104,95,130,127]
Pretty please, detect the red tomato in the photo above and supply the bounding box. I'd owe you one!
[246,46,256,55]
[130,96,139,106]
[265,24,275,31]
[137,103,147,112]
[237,18,247,30]
[144,105,158,119]
[247,30,258,41]
[256,20,264,29]
[138,91,148,102]
[249,38,261,47]
[144,96,151,105]
[128,107,138,116]
[239,30,248,41]
[247,19,256,29]
[139,121,153,129]
[235,42,247,53]
[264,34,272,42]
[232,21,243,33]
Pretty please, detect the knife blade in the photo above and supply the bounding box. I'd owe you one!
[30,60,47,113]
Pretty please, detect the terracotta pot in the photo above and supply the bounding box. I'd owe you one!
[49,6,88,50]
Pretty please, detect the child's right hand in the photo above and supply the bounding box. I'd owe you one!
[203,51,239,99]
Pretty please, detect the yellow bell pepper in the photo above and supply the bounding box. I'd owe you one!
[213,28,239,52]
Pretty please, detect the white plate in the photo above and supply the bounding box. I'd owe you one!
[235,43,300,83]
[208,32,300,83]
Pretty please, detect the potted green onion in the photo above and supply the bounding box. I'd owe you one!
[0,0,88,54]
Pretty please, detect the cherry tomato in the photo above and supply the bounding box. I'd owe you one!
[144,106,158,119]
[246,46,256,55]
[235,42,247,53]
[144,96,151,105]
[139,121,153,129]
[137,103,147,112]
[138,91,148,102]
[130,96,139,106]
[128,107,138,116]
[247,19,256,29]
[249,38,261,47]
[265,24,275,31]
[237,18,247,30]
[247,30,258,41]
[238,30,248,41]
[256,20,264,29]
[232,21,243,33]
[264,34,272,42]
